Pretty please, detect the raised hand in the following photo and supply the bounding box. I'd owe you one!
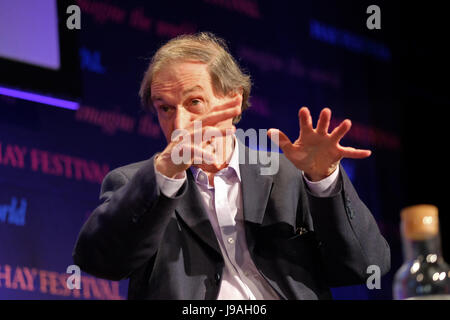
[268,107,371,181]
[155,96,241,178]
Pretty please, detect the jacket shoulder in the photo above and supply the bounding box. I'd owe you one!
[110,159,152,180]
[99,158,154,198]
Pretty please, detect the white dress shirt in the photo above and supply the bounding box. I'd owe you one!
[154,136,341,299]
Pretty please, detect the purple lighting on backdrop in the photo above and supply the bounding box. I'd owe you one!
[0,0,60,70]
[0,86,79,110]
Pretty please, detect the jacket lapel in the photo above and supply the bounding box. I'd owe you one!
[239,144,274,225]
[175,170,222,256]
[239,144,274,255]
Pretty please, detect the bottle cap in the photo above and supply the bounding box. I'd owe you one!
[401,204,439,240]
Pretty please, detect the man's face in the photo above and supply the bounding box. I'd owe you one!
[151,61,237,143]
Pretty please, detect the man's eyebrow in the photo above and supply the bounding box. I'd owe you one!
[151,86,204,102]
[150,94,163,102]
[182,85,204,96]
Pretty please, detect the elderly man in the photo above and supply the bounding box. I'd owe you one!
[73,32,390,300]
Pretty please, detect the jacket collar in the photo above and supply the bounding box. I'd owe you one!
[175,170,223,256]
[238,141,274,225]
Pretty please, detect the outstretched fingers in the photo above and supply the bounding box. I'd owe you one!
[316,108,331,135]
[339,146,372,159]
[299,107,313,133]
[331,119,372,158]
[211,95,242,112]
[330,118,352,143]
[267,128,294,154]
[201,104,241,127]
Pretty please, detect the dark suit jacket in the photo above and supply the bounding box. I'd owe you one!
[73,146,390,300]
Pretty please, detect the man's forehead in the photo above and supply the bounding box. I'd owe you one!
[151,85,205,102]
[150,62,211,100]
[153,61,208,82]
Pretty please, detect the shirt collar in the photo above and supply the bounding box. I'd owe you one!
[227,135,241,181]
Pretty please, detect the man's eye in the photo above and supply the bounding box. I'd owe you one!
[191,99,202,106]
[159,105,171,112]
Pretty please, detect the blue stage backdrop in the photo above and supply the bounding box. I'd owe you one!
[1,0,404,299]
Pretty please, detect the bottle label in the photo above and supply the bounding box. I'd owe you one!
[406,295,450,300]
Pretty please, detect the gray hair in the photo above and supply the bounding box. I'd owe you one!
[139,32,251,124]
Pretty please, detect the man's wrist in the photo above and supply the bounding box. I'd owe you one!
[304,172,328,182]
[302,165,341,197]
[154,159,186,198]
[304,167,337,182]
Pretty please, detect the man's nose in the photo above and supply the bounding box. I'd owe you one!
[173,107,192,130]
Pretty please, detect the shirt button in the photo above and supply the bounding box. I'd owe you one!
[227,237,234,244]
[214,273,221,284]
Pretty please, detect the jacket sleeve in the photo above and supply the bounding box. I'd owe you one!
[72,155,187,281]
[303,164,391,287]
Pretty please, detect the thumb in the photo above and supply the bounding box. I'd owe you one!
[267,129,293,153]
